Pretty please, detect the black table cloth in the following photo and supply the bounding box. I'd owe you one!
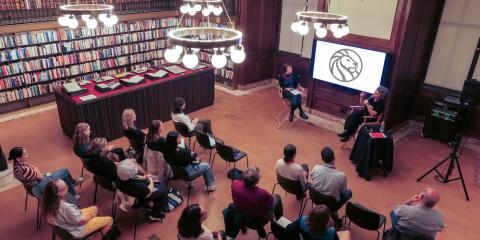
[349,125,393,180]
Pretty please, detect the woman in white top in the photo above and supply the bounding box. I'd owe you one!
[178,203,225,240]
[171,97,214,135]
[41,179,113,238]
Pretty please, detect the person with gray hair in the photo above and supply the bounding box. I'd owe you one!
[390,187,444,239]
[338,85,388,142]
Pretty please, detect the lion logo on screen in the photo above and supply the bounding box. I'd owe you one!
[329,49,363,82]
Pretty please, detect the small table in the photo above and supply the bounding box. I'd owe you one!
[349,125,393,181]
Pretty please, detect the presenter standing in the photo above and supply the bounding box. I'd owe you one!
[278,63,308,122]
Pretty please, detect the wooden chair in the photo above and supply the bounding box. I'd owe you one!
[341,105,383,149]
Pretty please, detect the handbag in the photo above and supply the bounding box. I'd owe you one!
[165,187,183,212]
[227,168,244,180]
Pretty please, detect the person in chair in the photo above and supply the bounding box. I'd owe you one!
[278,63,308,122]
[338,86,388,142]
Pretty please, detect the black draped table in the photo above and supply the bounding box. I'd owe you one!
[349,125,393,181]
[54,67,215,141]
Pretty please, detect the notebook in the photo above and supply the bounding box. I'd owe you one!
[164,65,187,74]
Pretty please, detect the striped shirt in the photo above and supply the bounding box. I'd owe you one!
[13,162,40,186]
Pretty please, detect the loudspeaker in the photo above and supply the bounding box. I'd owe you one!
[460,79,480,107]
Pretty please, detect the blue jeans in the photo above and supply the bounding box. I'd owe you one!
[335,189,353,210]
[390,211,399,226]
[32,168,76,198]
[184,163,215,186]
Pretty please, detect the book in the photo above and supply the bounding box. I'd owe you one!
[369,132,387,139]
[114,72,132,78]
[164,65,187,74]
[145,70,168,80]
[275,217,292,228]
[62,82,88,96]
[79,94,97,102]
[95,80,123,93]
[120,75,145,86]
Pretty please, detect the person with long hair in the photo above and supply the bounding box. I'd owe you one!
[275,144,309,199]
[9,147,82,198]
[122,108,146,150]
[171,97,214,135]
[178,204,225,240]
[42,179,113,238]
[286,205,339,240]
[278,63,308,122]
[116,159,168,222]
[165,131,216,191]
[146,120,167,153]
[73,122,126,161]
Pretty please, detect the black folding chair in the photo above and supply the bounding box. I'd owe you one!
[212,141,249,171]
[50,223,103,240]
[173,121,196,148]
[343,202,386,240]
[192,131,217,164]
[22,183,42,230]
[170,165,206,206]
[92,174,117,216]
[301,186,340,222]
[272,174,308,217]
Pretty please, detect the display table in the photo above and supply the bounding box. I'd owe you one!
[349,125,393,181]
[54,67,215,141]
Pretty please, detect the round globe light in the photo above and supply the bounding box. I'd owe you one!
[211,52,227,68]
[207,5,215,11]
[183,51,199,69]
[110,15,118,25]
[230,46,246,64]
[98,14,108,23]
[341,24,350,36]
[187,5,197,16]
[180,5,188,14]
[81,15,90,22]
[315,27,327,38]
[86,18,98,29]
[202,7,210,16]
[332,28,344,38]
[174,45,183,55]
[313,22,323,30]
[67,18,79,29]
[298,22,309,36]
[194,4,202,11]
[213,5,223,16]
[58,15,69,26]
[165,47,180,63]
[291,21,299,32]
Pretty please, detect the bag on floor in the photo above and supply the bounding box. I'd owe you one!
[165,187,183,212]
[227,168,244,180]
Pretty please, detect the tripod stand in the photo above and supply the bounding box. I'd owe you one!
[417,133,470,201]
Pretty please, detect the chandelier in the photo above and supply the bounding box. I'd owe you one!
[165,0,245,69]
[291,0,349,38]
[57,2,118,29]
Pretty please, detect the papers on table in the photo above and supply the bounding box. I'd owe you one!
[132,67,148,74]
[290,89,302,95]
[62,82,82,93]
[94,75,115,83]
[146,70,168,79]
[79,94,97,101]
[121,75,144,84]
[164,65,187,74]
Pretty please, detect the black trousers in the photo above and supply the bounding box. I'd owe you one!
[344,110,368,136]
[282,91,303,113]
[148,183,169,213]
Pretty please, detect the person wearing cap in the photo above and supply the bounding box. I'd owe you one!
[115,159,168,222]
[338,86,388,142]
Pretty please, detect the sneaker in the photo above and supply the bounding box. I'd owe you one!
[148,213,165,222]
[73,177,84,187]
[300,111,309,120]
[289,113,294,122]
[204,184,216,192]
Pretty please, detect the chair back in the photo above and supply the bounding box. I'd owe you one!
[346,202,382,231]
[22,183,36,197]
[94,174,116,192]
[173,121,194,137]
[308,186,338,211]
[195,131,215,149]
[143,146,172,183]
[215,141,235,162]
[53,225,75,240]
[277,174,304,196]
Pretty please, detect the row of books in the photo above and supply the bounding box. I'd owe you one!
[0,43,61,62]
[0,54,76,76]
[198,50,234,69]
[130,49,164,64]
[0,80,64,104]
[0,31,58,49]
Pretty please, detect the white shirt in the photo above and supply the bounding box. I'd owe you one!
[275,159,307,190]
[172,112,195,132]
[48,200,85,238]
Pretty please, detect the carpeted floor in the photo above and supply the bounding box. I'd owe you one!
[0,88,478,240]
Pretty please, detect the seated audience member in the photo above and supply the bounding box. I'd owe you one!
[122,108,146,150]
[116,159,168,221]
[171,97,214,135]
[338,86,388,142]
[390,187,444,239]
[9,147,82,198]
[146,120,167,153]
[42,179,114,238]
[73,122,126,161]
[278,63,308,121]
[87,138,134,182]
[165,131,216,191]
[286,205,340,240]
[310,147,352,210]
[178,203,226,240]
[275,144,309,199]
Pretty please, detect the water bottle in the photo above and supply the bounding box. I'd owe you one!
[379,121,385,133]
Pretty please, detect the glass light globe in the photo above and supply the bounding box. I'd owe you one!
[98,14,108,23]
[332,28,344,38]
[202,7,210,16]
[213,5,223,16]
[211,52,227,68]
[67,18,79,29]
[86,18,98,29]
[315,27,327,38]
[180,5,188,14]
[183,51,199,69]
[194,4,202,11]
[110,15,118,25]
[313,22,323,30]
[81,15,90,22]
[58,15,69,26]
[341,24,350,36]
[291,21,299,32]
[230,46,246,64]
[187,5,197,16]
[298,22,309,36]
[174,45,183,55]
[207,5,215,11]
[165,47,180,63]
